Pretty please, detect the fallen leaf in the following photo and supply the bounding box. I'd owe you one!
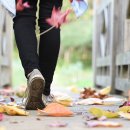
[120,101,130,107]
[49,122,68,127]
[103,97,126,105]
[89,108,103,118]
[119,106,130,113]
[0,113,4,121]
[118,111,130,120]
[89,107,119,118]
[55,96,73,106]
[0,105,6,113]
[38,103,73,117]
[99,86,111,95]
[46,7,71,28]
[85,121,122,128]
[98,116,107,121]
[4,105,29,116]
[83,115,98,121]
[80,88,96,99]
[76,98,103,105]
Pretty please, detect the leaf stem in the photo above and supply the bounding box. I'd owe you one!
[37,26,55,37]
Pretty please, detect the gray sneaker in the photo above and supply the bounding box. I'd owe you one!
[42,94,55,105]
[25,69,45,110]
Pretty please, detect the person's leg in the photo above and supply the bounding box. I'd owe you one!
[13,0,39,77]
[38,0,63,96]
[13,0,45,110]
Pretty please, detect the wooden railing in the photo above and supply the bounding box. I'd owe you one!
[93,0,130,95]
[0,4,13,87]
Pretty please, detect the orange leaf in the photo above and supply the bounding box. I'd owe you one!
[38,103,73,117]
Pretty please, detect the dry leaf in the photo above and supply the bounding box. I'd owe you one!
[119,106,130,113]
[120,101,130,107]
[118,111,130,120]
[4,105,29,116]
[80,88,108,99]
[89,108,103,118]
[38,103,73,117]
[89,107,119,118]
[0,113,4,121]
[103,97,125,105]
[85,121,122,127]
[99,86,111,95]
[55,96,73,106]
[0,105,6,113]
[76,98,103,105]
[49,122,68,127]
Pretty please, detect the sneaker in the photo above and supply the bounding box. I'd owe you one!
[42,94,55,105]
[25,69,45,110]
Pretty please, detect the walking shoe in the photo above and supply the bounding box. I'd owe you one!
[25,69,45,110]
[42,94,55,105]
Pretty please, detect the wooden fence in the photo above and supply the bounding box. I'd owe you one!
[0,4,13,87]
[93,0,130,95]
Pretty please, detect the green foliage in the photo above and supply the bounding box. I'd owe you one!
[61,19,92,48]
[61,0,93,48]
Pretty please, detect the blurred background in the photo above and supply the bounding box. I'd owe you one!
[12,0,93,89]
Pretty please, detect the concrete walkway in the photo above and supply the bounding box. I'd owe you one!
[1,105,130,130]
[1,87,130,130]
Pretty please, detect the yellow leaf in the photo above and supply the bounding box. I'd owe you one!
[70,86,80,94]
[0,105,6,113]
[119,106,130,113]
[99,86,111,95]
[4,105,29,116]
[56,100,72,106]
[103,111,119,118]
[89,107,119,118]
[89,108,103,118]
[118,111,130,120]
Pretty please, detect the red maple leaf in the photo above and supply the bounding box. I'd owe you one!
[46,7,71,28]
[16,0,31,11]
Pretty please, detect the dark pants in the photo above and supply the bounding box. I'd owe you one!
[13,0,63,95]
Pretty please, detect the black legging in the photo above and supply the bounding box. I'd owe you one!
[13,0,63,95]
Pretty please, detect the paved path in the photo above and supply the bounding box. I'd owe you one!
[1,87,130,130]
[1,105,130,130]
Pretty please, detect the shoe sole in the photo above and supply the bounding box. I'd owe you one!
[25,77,45,110]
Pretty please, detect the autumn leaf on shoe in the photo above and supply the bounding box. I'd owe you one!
[46,7,71,28]
[16,0,31,11]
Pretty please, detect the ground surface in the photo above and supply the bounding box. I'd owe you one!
[1,105,130,130]
[1,88,130,130]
